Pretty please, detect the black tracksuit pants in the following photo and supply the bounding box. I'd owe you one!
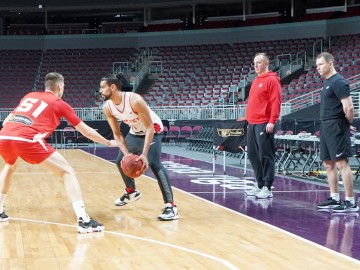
[246,123,275,189]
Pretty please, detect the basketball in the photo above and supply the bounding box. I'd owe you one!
[121,154,144,178]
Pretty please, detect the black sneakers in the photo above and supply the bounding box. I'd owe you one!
[78,217,104,233]
[317,197,341,209]
[317,198,359,213]
[114,190,142,206]
[0,210,103,233]
[0,212,8,222]
[332,200,359,213]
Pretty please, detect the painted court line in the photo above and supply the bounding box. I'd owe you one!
[142,173,360,265]
[8,217,240,270]
[84,150,360,264]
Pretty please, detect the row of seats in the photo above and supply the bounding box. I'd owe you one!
[0,47,141,108]
[282,33,360,103]
[162,125,202,146]
[146,37,322,106]
[1,33,360,108]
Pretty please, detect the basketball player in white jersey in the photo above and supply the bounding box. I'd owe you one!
[99,73,179,221]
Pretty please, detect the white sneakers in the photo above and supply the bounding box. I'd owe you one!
[114,191,179,221]
[255,187,273,199]
[158,204,179,221]
[245,185,261,196]
[245,185,273,199]
[114,190,142,206]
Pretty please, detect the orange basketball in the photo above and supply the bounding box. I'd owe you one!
[121,154,144,178]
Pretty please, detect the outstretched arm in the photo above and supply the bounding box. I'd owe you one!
[74,121,119,148]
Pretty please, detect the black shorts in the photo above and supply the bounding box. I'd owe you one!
[320,118,351,161]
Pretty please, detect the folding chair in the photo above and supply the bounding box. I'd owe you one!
[186,125,203,150]
[162,126,169,143]
[178,126,192,145]
[62,126,77,148]
[166,126,181,145]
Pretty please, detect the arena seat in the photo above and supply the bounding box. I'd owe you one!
[0,49,42,107]
[35,47,140,107]
[178,126,193,145]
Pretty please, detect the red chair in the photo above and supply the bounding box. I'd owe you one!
[190,125,202,138]
[62,126,77,148]
[166,126,181,145]
[162,126,169,143]
[178,126,192,145]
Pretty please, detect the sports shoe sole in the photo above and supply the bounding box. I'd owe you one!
[158,214,179,221]
[316,205,340,209]
[114,193,142,206]
[0,213,8,222]
[255,195,273,199]
[332,206,359,213]
[245,193,258,197]
[245,190,261,197]
[78,225,104,234]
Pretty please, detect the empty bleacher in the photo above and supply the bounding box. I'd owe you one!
[1,33,360,112]
[0,47,141,108]
[145,37,321,107]
[283,34,360,103]
[0,48,141,108]
[0,49,42,108]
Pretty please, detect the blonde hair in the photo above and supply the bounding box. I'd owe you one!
[255,52,270,63]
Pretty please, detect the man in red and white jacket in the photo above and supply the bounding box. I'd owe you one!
[245,53,281,199]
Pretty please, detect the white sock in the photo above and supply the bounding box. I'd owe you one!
[331,193,340,201]
[72,200,90,222]
[0,193,6,213]
[345,197,355,204]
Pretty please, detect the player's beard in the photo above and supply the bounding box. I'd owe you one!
[101,92,112,101]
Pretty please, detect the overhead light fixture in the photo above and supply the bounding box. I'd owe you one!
[39,4,42,9]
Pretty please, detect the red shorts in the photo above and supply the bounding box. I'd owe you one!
[0,139,55,165]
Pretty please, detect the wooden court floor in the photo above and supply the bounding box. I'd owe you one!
[0,149,359,270]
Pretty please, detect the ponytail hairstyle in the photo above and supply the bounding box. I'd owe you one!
[101,73,124,90]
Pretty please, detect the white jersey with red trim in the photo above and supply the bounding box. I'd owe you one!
[106,92,163,135]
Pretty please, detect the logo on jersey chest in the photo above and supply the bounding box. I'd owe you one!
[123,117,140,125]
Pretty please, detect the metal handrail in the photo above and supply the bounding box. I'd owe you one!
[284,73,360,113]
[112,61,129,74]
[276,53,292,66]
[277,58,303,80]
[312,39,323,60]
[148,60,163,74]
[296,50,307,68]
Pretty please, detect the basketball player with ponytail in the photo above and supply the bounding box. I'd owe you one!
[99,73,179,221]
